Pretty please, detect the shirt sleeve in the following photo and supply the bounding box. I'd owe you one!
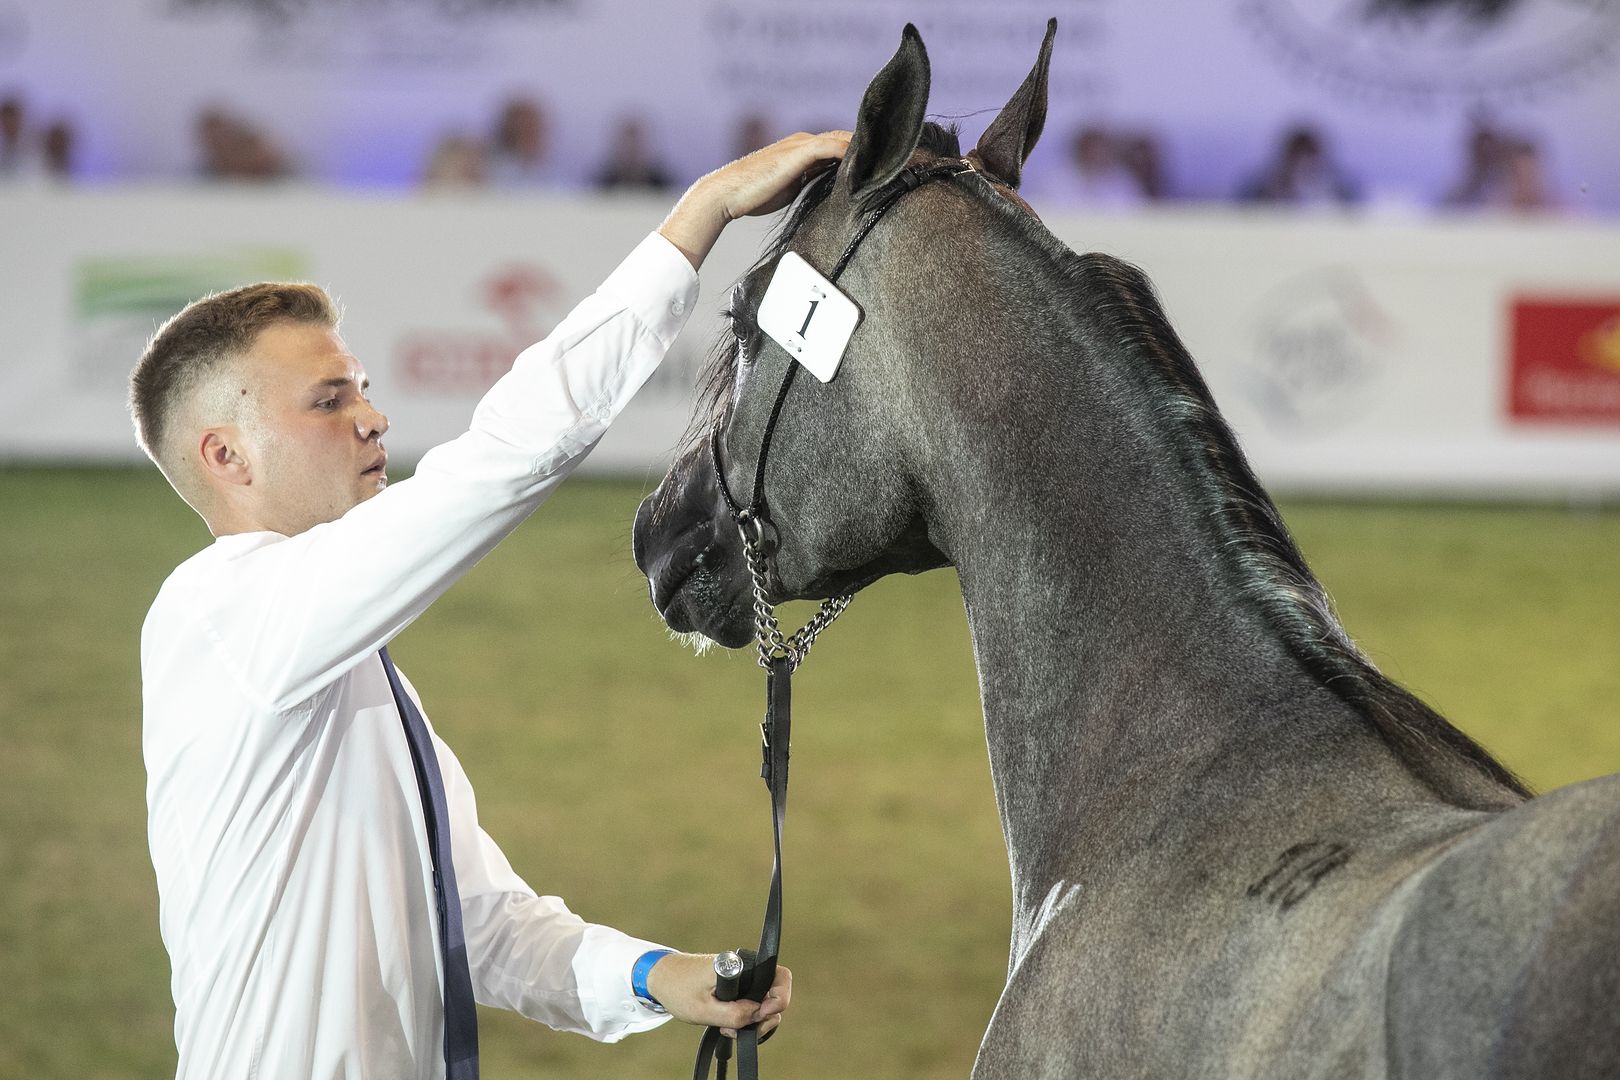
[192,233,699,712]
[428,707,673,1040]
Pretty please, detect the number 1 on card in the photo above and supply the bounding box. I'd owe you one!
[756,252,862,384]
[799,299,820,337]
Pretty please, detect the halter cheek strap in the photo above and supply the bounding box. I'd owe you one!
[713,160,973,560]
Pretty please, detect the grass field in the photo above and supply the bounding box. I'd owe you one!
[2,465,1617,1079]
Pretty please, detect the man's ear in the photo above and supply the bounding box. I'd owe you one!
[199,428,252,487]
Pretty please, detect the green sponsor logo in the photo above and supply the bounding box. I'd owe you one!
[72,250,307,386]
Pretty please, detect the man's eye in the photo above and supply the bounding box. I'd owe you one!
[316,398,339,411]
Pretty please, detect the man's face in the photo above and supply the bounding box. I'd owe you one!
[238,322,390,536]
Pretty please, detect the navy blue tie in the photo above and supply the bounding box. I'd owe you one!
[379,646,480,1080]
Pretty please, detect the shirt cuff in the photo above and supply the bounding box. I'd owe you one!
[597,231,701,351]
[572,924,677,1041]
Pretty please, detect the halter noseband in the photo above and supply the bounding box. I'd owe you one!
[711,157,974,669]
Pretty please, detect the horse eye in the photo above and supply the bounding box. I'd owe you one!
[729,312,758,366]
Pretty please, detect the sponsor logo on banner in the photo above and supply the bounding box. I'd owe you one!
[1241,267,1396,433]
[1238,0,1620,107]
[165,0,566,68]
[396,265,566,394]
[394,262,710,409]
[1507,297,1620,426]
[72,250,306,388]
[708,2,1111,104]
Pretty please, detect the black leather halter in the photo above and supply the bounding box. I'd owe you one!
[711,157,974,536]
[695,158,973,1080]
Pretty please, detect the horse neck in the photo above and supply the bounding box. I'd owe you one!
[891,227,1415,940]
[931,429,1330,908]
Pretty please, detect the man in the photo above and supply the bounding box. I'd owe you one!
[129,131,849,1078]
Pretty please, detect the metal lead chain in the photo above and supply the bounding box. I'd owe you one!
[737,515,852,671]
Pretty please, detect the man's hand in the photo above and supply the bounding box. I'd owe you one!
[644,951,793,1039]
[658,131,852,270]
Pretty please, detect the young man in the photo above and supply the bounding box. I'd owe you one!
[129,131,848,1079]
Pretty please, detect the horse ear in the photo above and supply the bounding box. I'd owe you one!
[843,23,931,200]
[971,18,1056,189]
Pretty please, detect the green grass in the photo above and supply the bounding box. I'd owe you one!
[1,466,1616,1079]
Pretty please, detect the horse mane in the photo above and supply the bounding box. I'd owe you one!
[697,124,1530,809]
[975,192,1531,807]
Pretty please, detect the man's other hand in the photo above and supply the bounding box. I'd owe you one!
[644,951,793,1039]
[658,131,851,269]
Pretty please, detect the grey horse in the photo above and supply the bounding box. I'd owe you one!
[632,22,1620,1079]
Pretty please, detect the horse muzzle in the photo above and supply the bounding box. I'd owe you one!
[633,463,757,649]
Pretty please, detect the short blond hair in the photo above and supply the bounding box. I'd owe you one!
[129,282,338,471]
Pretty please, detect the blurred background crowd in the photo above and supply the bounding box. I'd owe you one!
[0,87,1569,215]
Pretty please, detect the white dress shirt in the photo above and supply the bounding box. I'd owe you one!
[141,233,699,1079]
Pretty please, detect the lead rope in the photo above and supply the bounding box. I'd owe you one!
[691,505,837,1080]
[693,159,973,1080]
[693,653,791,1080]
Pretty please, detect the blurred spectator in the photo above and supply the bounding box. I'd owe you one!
[1039,125,1150,210]
[195,108,233,178]
[1118,133,1168,201]
[196,106,293,182]
[41,119,74,182]
[487,96,552,188]
[421,132,487,190]
[1240,124,1358,207]
[1440,114,1561,214]
[0,93,24,168]
[0,91,42,180]
[0,93,74,185]
[593,117,673,192]
[1441,114,1510,208]
[733,113,773,159]
[1497,138,1559,212]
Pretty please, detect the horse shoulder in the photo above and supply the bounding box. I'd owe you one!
[1385,772,1620,1080]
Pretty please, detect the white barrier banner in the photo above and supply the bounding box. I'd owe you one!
[1,188,1618,498]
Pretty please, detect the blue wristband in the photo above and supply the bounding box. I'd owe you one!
[631,948,674,1013]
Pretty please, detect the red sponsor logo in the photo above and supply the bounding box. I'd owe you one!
[1507,298,1620,425]
[397,265,564,393]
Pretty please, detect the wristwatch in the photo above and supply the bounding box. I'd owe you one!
[632,948,673,1014]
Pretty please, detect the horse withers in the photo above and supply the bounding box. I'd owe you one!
[632,22,1620,1079]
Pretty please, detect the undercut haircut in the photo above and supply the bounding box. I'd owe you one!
[129,282,339,472]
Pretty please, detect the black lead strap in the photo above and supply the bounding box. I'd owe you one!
[694,657,791,1080]
[695,159,974,1080]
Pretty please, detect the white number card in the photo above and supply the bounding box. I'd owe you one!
[757,251,862,383]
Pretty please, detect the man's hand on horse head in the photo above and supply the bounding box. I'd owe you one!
[645,951,793,1039]
[659,131,851,269]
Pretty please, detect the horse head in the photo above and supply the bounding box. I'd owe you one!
[633,21,1056,650]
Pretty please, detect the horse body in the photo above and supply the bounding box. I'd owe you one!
[632,22,1620,1077]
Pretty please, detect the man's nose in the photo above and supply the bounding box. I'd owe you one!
[358,403,389,440]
